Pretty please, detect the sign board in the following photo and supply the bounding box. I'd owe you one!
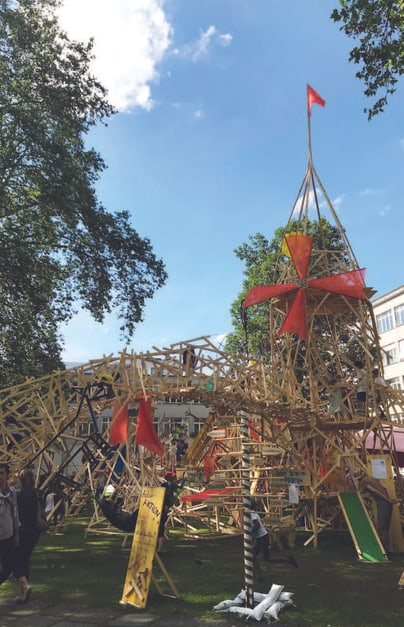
[120,486,165,608]
[207,429,226,439]
[268,469,310,487]
[261,445,284,456]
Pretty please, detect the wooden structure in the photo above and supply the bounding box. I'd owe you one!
[1,105,403,550]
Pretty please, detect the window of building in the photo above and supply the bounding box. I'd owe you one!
[382,345,397,365]
[376,310,394,333]
[387,345,397,364]
[399,340,404,361]
[387,376,401,390]
[101,415,111,431]
[79,421,96,436]
[395,304,404,326]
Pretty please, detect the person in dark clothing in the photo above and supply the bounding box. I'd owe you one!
[157,472,179,554]
[13,470,41,603]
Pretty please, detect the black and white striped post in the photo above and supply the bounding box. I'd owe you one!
[239,410,254,608]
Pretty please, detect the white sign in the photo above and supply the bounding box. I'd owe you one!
[288,483,299,504]
[371,458,387,480]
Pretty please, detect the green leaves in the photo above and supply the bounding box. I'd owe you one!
[331,0,404,118]
[0,1,167,384]
[226,218,349,359]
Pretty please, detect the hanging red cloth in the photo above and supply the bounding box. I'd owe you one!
[109,405,129,446]
[135,393,165,457]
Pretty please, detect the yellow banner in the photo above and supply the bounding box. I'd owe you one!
[120,486,165,608]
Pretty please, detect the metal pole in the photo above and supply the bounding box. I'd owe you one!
[240,410,254,608]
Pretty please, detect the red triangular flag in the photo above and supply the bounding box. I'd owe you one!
[307,84,325,116]
[109,405,128,446]
[135,396,165,457]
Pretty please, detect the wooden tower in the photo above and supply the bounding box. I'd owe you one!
[241,87,404,550]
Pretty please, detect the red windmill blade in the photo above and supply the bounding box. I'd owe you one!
[244,233,367,341]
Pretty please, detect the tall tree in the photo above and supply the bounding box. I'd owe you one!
[0,0,167,384]
[331,1,404,118]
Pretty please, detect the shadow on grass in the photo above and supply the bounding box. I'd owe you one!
[0,519,403,626]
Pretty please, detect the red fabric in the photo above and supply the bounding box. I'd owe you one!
[109,405,129,445]
[203,451,216,481]
[278,288,307,340]
[309,269,366,300]
[244,227,366,343]
[244,283,297,308]
[307,84,325,116]
[181,487,237,503]
[135,396,165,457]
[284,233,313,279]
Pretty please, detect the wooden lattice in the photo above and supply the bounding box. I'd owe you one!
[1,159,403,547]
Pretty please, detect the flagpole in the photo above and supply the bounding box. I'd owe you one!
[307,85,313,167]
[306,84,325,167]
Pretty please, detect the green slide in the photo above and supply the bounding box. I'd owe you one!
[338,492,388,563]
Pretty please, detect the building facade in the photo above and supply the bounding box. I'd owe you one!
[372,284,404,392]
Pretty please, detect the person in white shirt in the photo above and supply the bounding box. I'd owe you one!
[0,463,20,587]
[44,490,56,525]
[373,368,387,418]
[251,501,297,582]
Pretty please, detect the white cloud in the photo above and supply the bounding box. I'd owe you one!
[359,188,382,196]
[213,333,228,349]
[292,188,346,218]
[218,33,233,47]
[192,25,216,61]
[61,309,125,362]
[332,195,345,208]
[57,0,172,112]
[292,188,318,215]
[193,108,204,120]
[174,25,233,62]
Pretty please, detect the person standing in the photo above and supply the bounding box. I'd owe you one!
[13,470,42,602]
[45,487,56,525]
[251,503,297,582]
[157,472,179,554]
[373,368,387,418]
[354,360,367,414]
[0,462,20,589]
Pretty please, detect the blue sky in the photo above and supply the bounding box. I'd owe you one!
[57,0,404,363]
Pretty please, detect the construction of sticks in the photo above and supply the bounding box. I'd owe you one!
[1,154,404,555]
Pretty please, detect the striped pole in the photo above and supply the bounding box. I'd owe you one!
[240,410,254,608]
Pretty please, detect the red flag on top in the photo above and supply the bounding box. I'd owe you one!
[135,394,165,457]
[109,405,129,446]
[307,84,325,116]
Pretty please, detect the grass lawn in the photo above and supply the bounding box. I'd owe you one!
[1,518,404,626]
